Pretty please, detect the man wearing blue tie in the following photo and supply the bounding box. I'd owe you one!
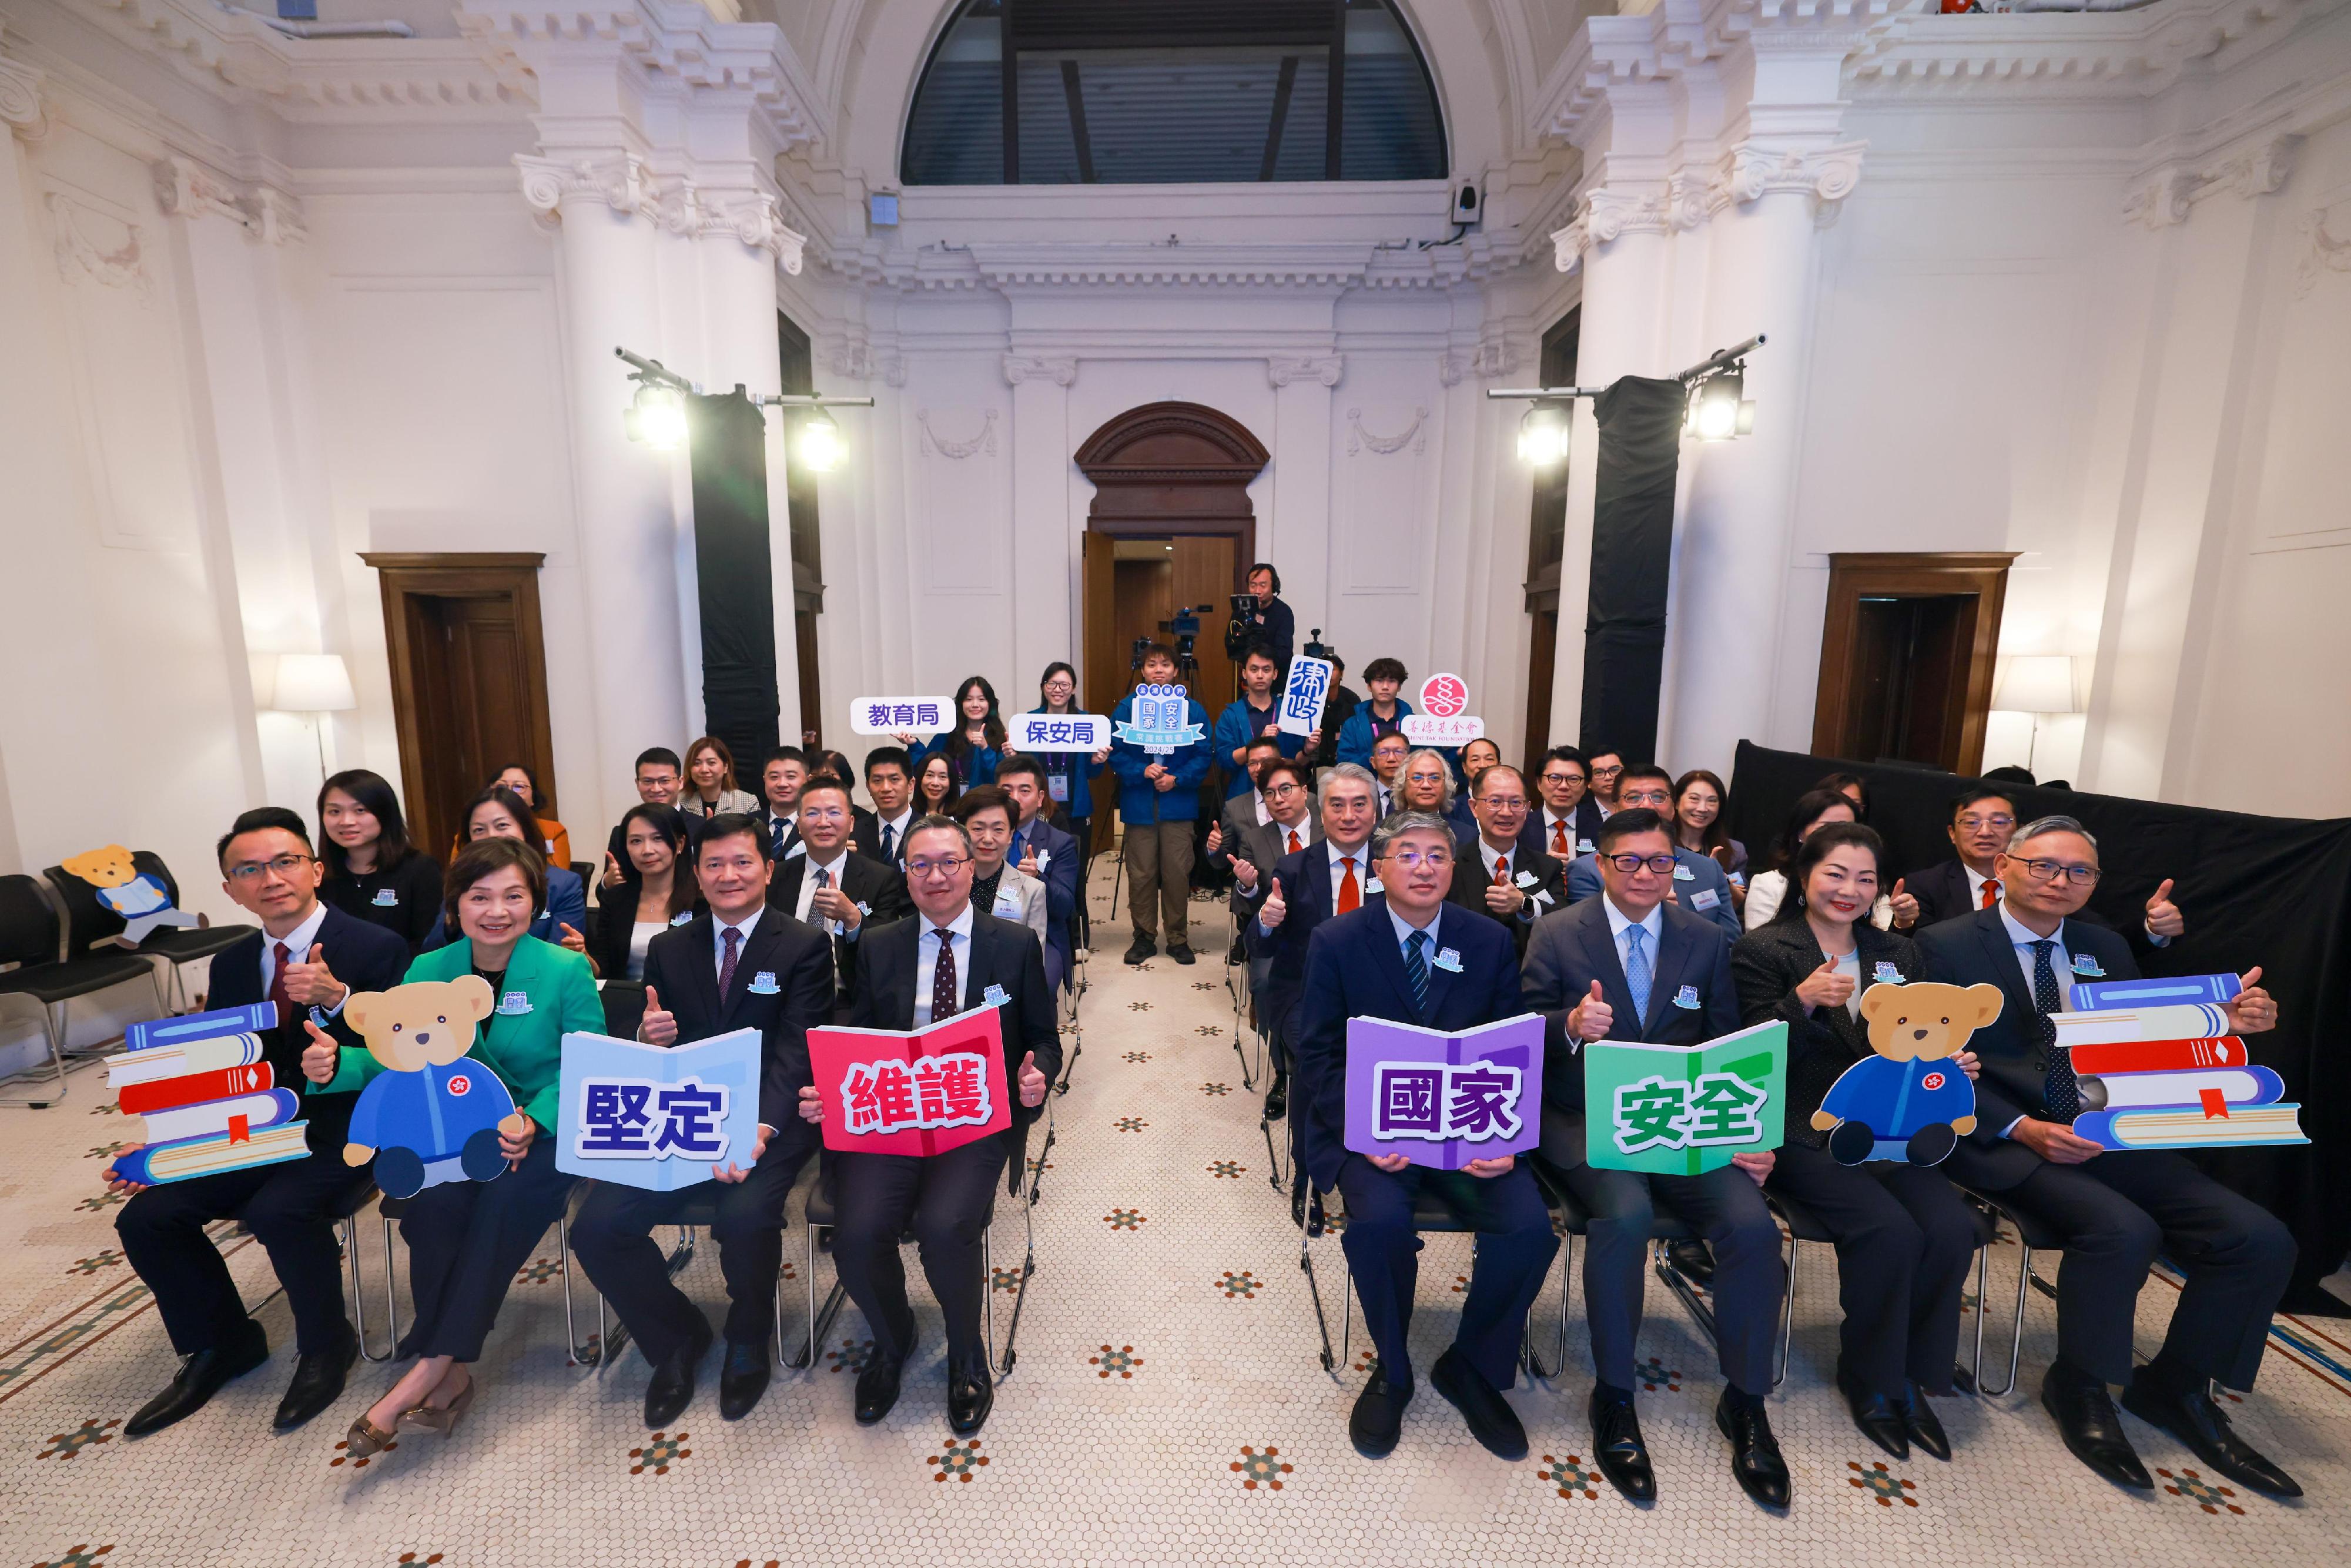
[1293,811,1558,1463]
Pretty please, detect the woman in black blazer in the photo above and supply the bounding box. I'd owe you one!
[1730,822,1980,1467]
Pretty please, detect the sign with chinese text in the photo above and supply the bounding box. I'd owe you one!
[555,1028,762,1192]
[1114,682,1206,756]
[1006,712,1112,752]
[1401,672,1483,746]
[1277,656,1334,738]
[1583,1020,1787,1175]
[849,696,953,736]
[808,1005,1013,1157]
[1343,1013,1543,1170]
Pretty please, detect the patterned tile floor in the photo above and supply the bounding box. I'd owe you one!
[2,855,2347,1566]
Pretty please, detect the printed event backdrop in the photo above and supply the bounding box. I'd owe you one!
[1725,740,2351,1312]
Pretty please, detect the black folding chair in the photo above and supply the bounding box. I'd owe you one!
[0,873,165,1107]
[45,852,255,1013]
[1955,1184,2065,1398]
[558,1181,795,1370]
[597,979,648,1043]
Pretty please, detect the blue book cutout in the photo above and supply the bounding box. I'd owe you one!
[2065,973,2241,1013]
[125,1001,277,1051]
[555,1028,763,1193]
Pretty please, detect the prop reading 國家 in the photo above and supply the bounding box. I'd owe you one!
[2049,975,2306,1150]
[341,976,523,1199]
[1342,1013,1543,1170]
[105,1001,311,1185]
[1115,682,1206,757]
[1582,1020,1787,1175]
[555,1027,763,1191]
[1400,672,1483,747]
[1813,981,1996,1167]
[848,696,953,736]
[1277,656,1334,738]
[808,1005,1013,1156]
[1005,711,1112,752]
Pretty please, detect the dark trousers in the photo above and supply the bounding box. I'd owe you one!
[117,1150,369,1357]
[570,1135,813,1363]
[831,1132,1009,1369]
[1335,1157,1558,1391]
[397,1138,574,1363]
[1563,1160,1783,1395]
[1995,1149,2294,1388]
[1768,1145,1978,1396]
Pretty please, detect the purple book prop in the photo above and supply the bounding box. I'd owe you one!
[1343,1013,1544,1170]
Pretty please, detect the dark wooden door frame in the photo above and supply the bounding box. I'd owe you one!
[1074,401,1268,568]
[1812,551,2017,776]
[360,552,556,857]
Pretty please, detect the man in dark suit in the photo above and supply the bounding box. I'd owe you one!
[1245,762,1379,1175]
[105,808,409,1436]
[1294,810,1558,1462]
[766,778,910,1017]
[1563,767,1741,939]
[1521,807,1788,1508]
[997,756,1080,992]
[602,747,698,889]
[858,745,918,867]
[1908,787,2191,954]
[797,816,1060,1437]
[571,813,835,1426]
[1446,765,1563,957]
[753,745,809,864]
[1224,760,1318,1103]
[1917,815,2295,1496]
[1524,745,1604,865]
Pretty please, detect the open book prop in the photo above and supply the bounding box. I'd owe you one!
[106,1003,308,1184]
[343,976,523,1198]
[1815,982,1996,1167]
[61,845,202,947]
[2051,979,2305,1150]
[555,1028,762,1191]
[1342,1013,1542,1169]
[1583,1020,1787,1175]
[808,1006,1013,1156]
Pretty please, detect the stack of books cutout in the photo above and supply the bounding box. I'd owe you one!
[2051,973,2305,1150]
[106,1003,312,1183]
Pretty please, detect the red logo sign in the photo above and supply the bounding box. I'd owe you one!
[448,1074,472,1097]
[1920,1071,1946,1091]
[1419,673,1469,718]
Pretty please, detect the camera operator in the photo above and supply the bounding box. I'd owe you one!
[1241,563,1293,673]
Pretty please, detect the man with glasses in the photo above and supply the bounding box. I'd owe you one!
[1918,816,2295,1497]
[1445,765,1562,957]
[1293,811,1558,1463]
[1910,787,2189,947]
[1221,759,1318,1117]
[765,778,909,1016]
[795,817,1058,1436]
[1521,807,1789,1508]
[105,808,409,1436]
[1586,749,1627,817]
[1525,745,1603,863]
[1368,731,1411,817]
[1565,766,1742,939]
[996,756,1080,994]
[605,746,696,889]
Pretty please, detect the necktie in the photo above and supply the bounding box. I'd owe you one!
[718,926,742,1001]
[931,927,960,1020]
[1286,828,1301,856]
[1551,819,1569,857]
[772,817,788,859]
[1011,829,1026,865]
[1623,924,1653,1024]
[815,867,832,892]
[1403,930,1430,1017]
[1493,853,1511,887]
[1338,856,1361,914]
[2031,939,2078,1119]
[1981,877,2001,910]
[269,940,294,1022]
[880,821,897,862]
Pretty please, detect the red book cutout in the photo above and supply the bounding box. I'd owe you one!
[2064,1037,2244,1076]
[808,1007,1013,1157]
[116,1062,273,1115]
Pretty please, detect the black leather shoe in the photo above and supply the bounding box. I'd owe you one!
[1432,1346,1527,1460]
[1263,1073,1288,1122]
[1349,1362,1412,1458]
[643,1318,712,1429]
[1837,1363,1909,1461]
[1715,1389,1791,1510]
[1123,937,1156,966]
[125,1325,270,1437]
[855,1346,907,1425]
[1903,1382,1952,1462]
[1225,942,1245,965]
[1166,943,1196,966]
[2041,1365,2151,1489]
[717,1339,771,1422]
[947,1358,993,1436]
[1664,1237,1716,1287]
[2121,1370,2300,1496]
[1588,1389,1655,1501]
[273,1323,358,1430]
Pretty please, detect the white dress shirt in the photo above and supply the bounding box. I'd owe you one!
[1387,902,1441,951]
[1251,790,1272,827]
[712,904,765,977]
[1326,840,1370,908]
[1601,894,1664,979]
[872,808,915,861]
[1270,815,1316,857]
[1478,839,1543,922]
[913,904,976,1028]
[1995,897,2074,1137]
[259,900,331,993]
[794,850,852,933]
[1964,862,1995,909]
[1538,808,1585,857]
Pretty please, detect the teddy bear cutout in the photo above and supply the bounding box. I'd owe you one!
[59,845,203,947]
[1814,980,2002,1167]
[341,976,528,1199]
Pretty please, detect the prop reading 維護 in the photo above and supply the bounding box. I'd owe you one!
[808,1006,1013,1156]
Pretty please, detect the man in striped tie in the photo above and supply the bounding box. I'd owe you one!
[1291,810,1558,1465]
[1247,763,1374,1154]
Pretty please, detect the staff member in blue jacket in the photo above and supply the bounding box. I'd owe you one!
[1019,662,1108,840]
[1107,644,1212,967]
[1565,767,1741,939]
[1213,648,1312,798]
[1335,657,1414,766]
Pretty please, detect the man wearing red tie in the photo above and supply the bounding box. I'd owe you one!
[1445,765,1565,957]
[1524,746,1604,865]
[1221,759,1319,1119]
[1909,788,2190,952]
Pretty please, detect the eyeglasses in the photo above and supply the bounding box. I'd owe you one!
[1606,853,1678,875]
[1379,850,1454,871]
[226,853,313,883]
[2005,855,2099,886]
[1957,814,2016,832]
[1539,771,1583,788]
[907,855,972,880]
[1265,782,1303,799]
[1617,790,1671,809]
[1590,763,1624,779]
[1478,796,1529,811]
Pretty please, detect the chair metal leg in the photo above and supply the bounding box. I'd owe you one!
[794,1221,850,1373]
[1298,1184,1337,1374]
[1773,1236,1798,1392]
[789,1222,821,1370]
[378,1212,406,1361]
[987,1184,1038,1379]
[346,1212,395,1363]
[558,1213,600,1368]
[1655,1237,1720,1348]
[1523,1227,1570,1381]
[0,1002,73,1108]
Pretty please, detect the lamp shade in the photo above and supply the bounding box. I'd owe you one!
[1991,654,2078,715]
[271,653,357,713]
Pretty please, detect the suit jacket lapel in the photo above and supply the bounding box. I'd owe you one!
[1362,899,1424,1019]
[1974,909,2035,1028]
[1642,916,1693,1032]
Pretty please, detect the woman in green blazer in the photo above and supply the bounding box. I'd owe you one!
[312,836,601,1455]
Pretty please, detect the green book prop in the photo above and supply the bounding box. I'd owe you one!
[1582,1020,1787,1175]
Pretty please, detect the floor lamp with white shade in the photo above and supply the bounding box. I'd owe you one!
[269,653,358,785]
[1990,654,2080,777]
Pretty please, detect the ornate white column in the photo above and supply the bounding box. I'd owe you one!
[1004,353,1079,691]
[1267,353,1342,648]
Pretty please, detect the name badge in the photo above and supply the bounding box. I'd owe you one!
[1729,872,1747,889]
[1365,877,1384,894]
[2071,954,2105,977]
[371,889,400,907]
[1576,838,1596,855]
[1691,887,1721,912]
[1035,849,1051,870]
[1672,863,1695,882]
[496,990,533,1017]
[1048,775,1070,802]
[1672,984,1701,1011]
[1873,961,1905,984]
[993,892,1022,916]
[856,900,872,917]
[1432,947,1463,973]
[1513,870,1540,890]
[785,841,806,859]
[669,910,694,927]
[982,983,1010,1008]
[746,970,781,995]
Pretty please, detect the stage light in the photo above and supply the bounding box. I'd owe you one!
[625,383,687,450]
[1686,367,1754,442]
[797,408,843,473]
[1516,403,1569,467]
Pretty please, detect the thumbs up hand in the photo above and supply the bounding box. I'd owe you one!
[280,943,346,1008]
[1258,876,1289,932]
[1019,1050,1047,1108]
[300,1017,341,1084]
[1888,876,1919,930]
[558,922,587,956]
[1797,956,1854,1010]
[638,985,678,1047]
[1568,979,1613,1043]
[2144,877,2185,939]
[2222,965,2276,1034]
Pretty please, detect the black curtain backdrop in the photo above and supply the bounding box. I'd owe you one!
[1579,376,1686,762]
[1727,740,2351,1312]
[687,392,781,770]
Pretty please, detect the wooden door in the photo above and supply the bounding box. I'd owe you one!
[1812,552,2015,775]
[1170,535,1239,710]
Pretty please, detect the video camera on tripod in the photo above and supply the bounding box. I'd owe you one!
[1130,608,1205,684]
